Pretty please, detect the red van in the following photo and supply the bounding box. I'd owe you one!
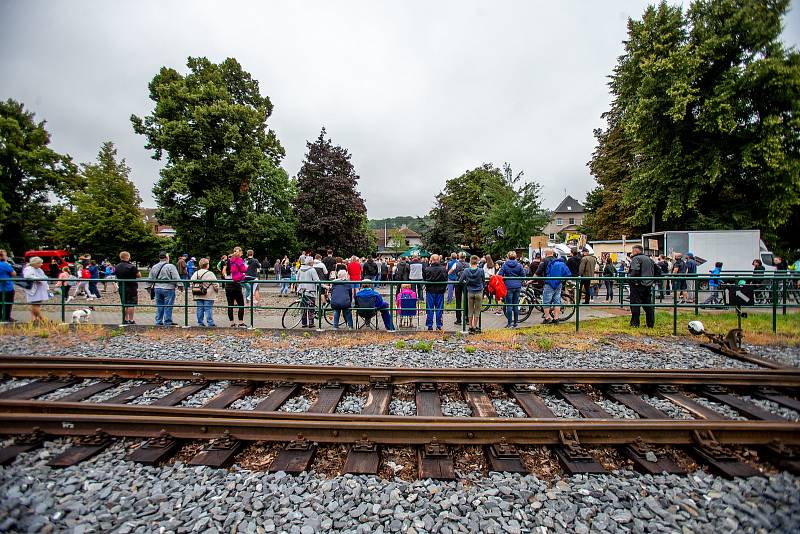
[24,250,76,270]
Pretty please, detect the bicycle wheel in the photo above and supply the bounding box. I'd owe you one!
[518,293,534,322]
[322,302,334,326]
[559,291,576,321]
[281,300,304,329]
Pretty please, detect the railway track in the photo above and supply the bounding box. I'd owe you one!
[0,356,799,479]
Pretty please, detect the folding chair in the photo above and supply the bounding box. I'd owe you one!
[354,294,379,329]
[398,296,419,329]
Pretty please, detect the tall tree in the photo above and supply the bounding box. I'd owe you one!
[131,57,297,260]
[293,128,373,256]
[0,99,78,253]
[480,164,548,258]
[586,0,800,256]
[423,164,513,255]
[53,142,161,259]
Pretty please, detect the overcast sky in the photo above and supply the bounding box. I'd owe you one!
[2,1,798,218]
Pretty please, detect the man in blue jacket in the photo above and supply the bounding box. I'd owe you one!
[355,280,395,331]
[541,250,571,324]
[498,251,525,328]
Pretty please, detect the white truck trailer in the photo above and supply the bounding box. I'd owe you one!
[641,230,775,272]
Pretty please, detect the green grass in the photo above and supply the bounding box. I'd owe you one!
[395,340,407,350]
[464,345,476,354]
[514,312,800,346]
[414,340,434,353]
[536,337,553,350]
[109,327,126,338]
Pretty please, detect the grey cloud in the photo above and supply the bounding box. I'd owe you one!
[2,0,798,218]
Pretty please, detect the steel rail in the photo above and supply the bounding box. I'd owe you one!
[1,359,799,386]
[1,412,797,446]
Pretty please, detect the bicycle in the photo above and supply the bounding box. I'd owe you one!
[281,290,335,329]
[518,280,575,323]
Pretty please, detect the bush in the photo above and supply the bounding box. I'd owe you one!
[464,345,476,354]
[414,340,433,353]
[395,340,407,350]
[536,337,553,350]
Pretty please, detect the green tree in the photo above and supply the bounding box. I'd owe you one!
[293,128,373,256]
[53,142,161,260]
[587,0,800,256]
[387,227,408,254]
[481,164,548,258]
[0,99,78,253]
[131,57,297,260]
[423,164,512,255]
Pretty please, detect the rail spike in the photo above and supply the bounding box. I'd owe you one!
[14,427,46,445]
[209,430,238,451]
[77,428,112,447]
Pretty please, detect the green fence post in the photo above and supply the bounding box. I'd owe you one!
[120,281,125,326]
[183,281,189,327]
[389,282,394,327]
[782,276,787,316]
[619,274,624,309]
[462,283,468,334]
[772,278,778,334]
[249,282,255,328]
[672,281,678,336]
[694,276,699,316]
[575,280,581,333]
[317,283,323,330]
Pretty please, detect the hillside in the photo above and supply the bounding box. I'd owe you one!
[368,216,430,234]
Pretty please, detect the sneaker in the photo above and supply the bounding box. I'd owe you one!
[543,318,552,324]
[504,324,512,329]
[230,323,236,328]
[197,323,205,327]
[512,324,518,328]
[387,329,396,333]
[238,323,247,328]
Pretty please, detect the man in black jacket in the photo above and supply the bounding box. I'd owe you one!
[566,248,582,277]
[449,252,468,325]
[628,245,656,328]
[423,254,447,330]
[322,250,337,277]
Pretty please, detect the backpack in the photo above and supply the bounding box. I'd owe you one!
[545,260,570,289]
[487,274,507,300]
[192,269,212,296]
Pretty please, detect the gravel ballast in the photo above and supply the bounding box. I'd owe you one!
[1,440,798,534]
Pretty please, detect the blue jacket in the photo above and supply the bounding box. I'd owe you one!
[459,266,485,293]
[0,260,14,293]
[544,257,571,289]
[709,267,721,288]
[330,282,352,309]
[498,259,525,290]
[355,287,389,310]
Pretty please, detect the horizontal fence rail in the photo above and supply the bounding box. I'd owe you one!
[2,272,798,334]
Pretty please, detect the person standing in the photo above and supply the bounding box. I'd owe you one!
[685,252,698,303]
[541,250,571,324]
[115,251,141,325]
[297,257,320,328]
[409,254,425,300]
[423,254,447,330]
[322,250,337,278]
[330,270,353,329]
[498,251,525,328]
[48,258,60,281]
[656,255,670,300]
[449,252,468,325]
[274,257,283,287]
[0,250,16,322]
[23,257,50,323]
[177,254,188,281]
[602,257,616,301]
[244,249,261,305]
[191,257,217,327]
[459,255,485,334]
[186,257,197,278]
[628,245,656,328]
[445,253,458,305]
[672,252,687,303]
[566,248,581,277]
[578,249,597,304]
[224,247,247,328]
[280,258,292,296]
[148,252,180,326]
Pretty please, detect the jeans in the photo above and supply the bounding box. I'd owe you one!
[245,281,258,301]
[280,277,290,295]
[333,308,353,328]
[604,280,614,300]
[580,280,591,303]
[196,299,215,326]
[425,292,444,330]
[542,283,562,306]
[446,282,455,304]
[630,285,654,327]
[504,288,520,326]
[155,288,176,325]
[89,281,102,298]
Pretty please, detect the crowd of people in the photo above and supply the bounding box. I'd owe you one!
[0,244,795,329]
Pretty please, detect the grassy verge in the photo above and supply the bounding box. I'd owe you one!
[477,312,800,346]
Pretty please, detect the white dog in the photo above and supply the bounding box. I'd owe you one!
[71,307,94,324]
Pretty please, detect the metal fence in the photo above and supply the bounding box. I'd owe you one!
[3,272,798,334]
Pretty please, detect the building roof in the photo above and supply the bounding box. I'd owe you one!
[552,195,584,214]
[141,208,159,225]
[372,226,421,251]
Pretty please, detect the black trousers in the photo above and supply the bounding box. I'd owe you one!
[225,283,245,322]
[580,280,592,304]
[629,285,654,327]
[0,290,13,321]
